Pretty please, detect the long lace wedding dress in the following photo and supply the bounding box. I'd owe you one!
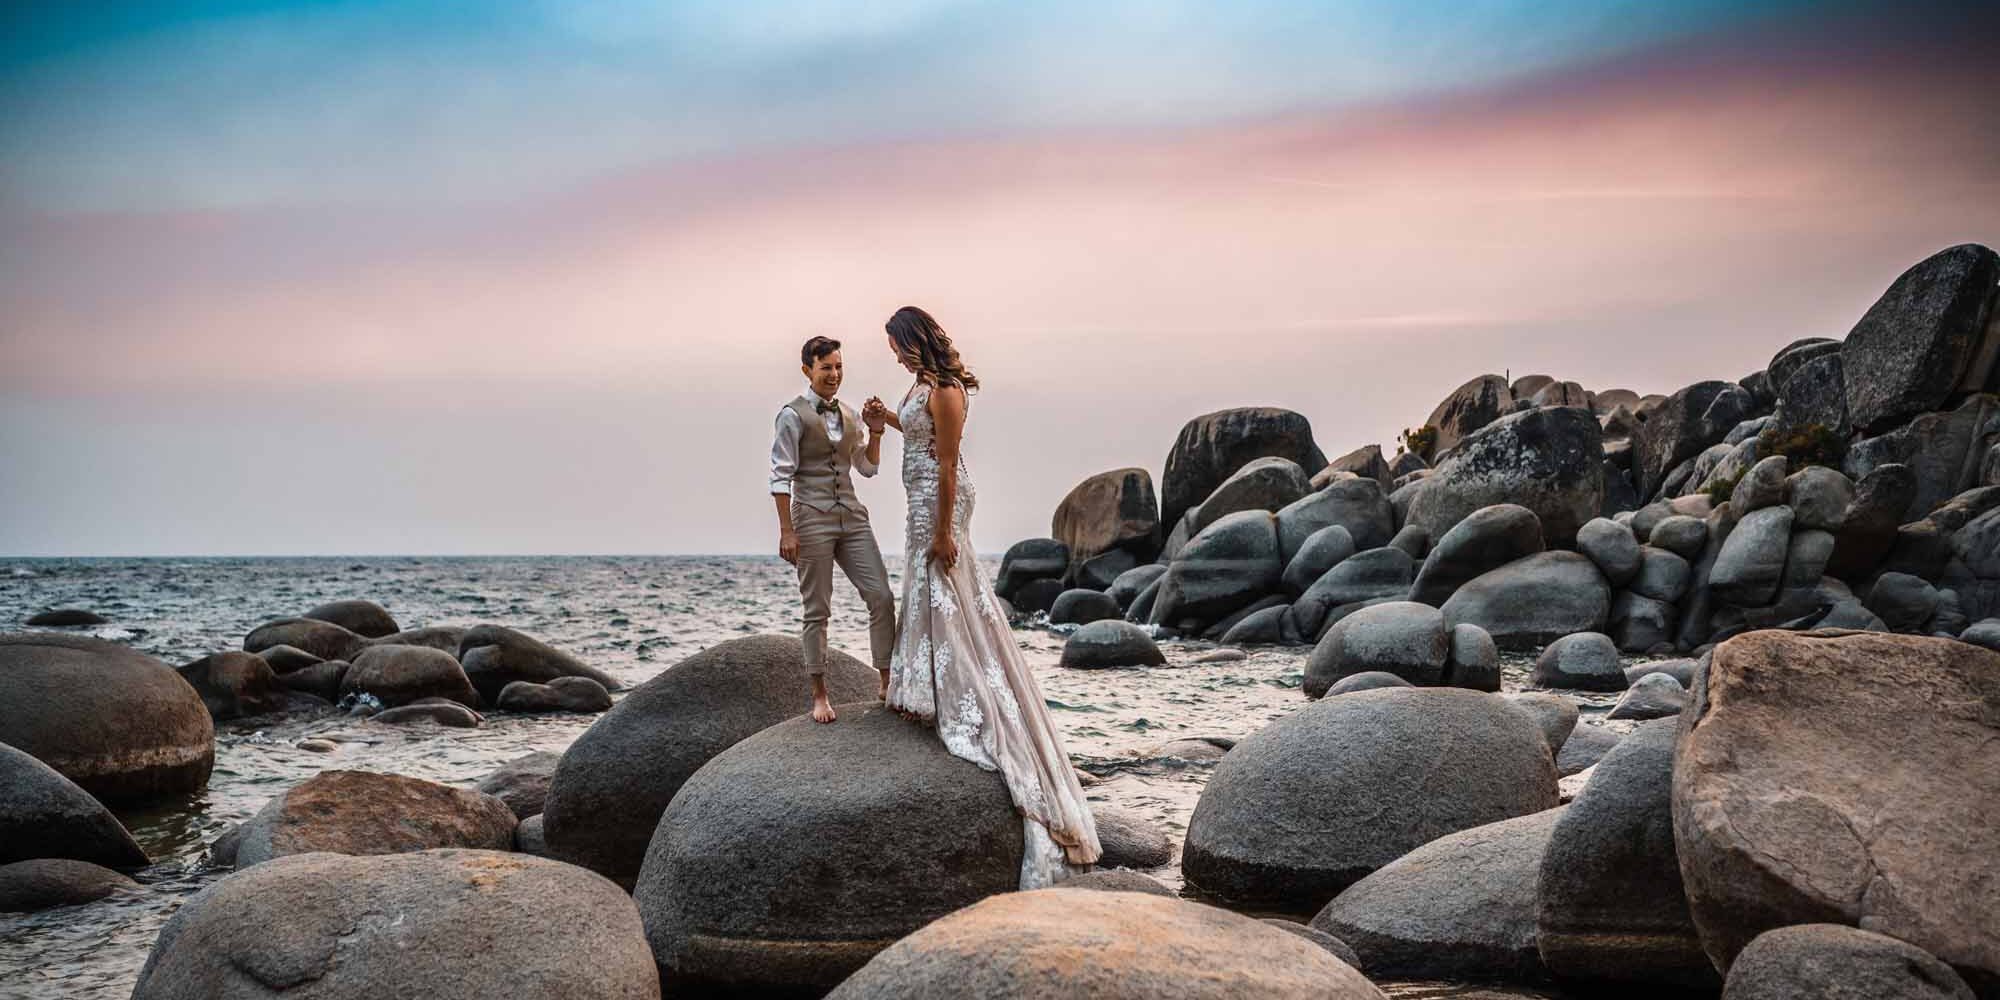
[885,380,1102,888]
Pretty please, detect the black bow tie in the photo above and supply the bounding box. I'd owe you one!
[815,399,839,415]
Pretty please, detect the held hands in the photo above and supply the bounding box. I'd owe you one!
[861,396,889,432]
[929,530,958,571]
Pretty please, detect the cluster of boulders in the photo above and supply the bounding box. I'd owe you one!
[1004,243,2000,681]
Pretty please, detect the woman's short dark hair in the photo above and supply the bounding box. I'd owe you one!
[801,336,841,367]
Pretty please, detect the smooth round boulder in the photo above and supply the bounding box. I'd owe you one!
[255,643,323,674]
[1533,632,1628,692]
[1607,672,1686,719]
[1630,545,1692,602]
[1149,510,1283,629]
[301,598,400,638]
[1287,546,1416,638]
[1444,622,1501,691]
[1962,619,2000,653]
[371,700,483,727]
[1304,601,1449,697]
[1787,464,1855,530]
[0,858,137,912]
[1159,407,1326,534]
[995,537,1070,599]
[243,617,370,662]
[1051,467,1163,574]
[496,676,613,713]
[542,635,878,887]
[131,849,659,999]
[1730,454,1791,513]
[458,624,619,704]
[341,643,478,707]
[1539,720,1716,991]
[1183,687,1559,912]
[0,633,215,803]
[0,742,148,869]
[635,704,1025,993]
[1721,924,1977,1000]
[364,625,467,655]
[24,608,106,626]
[1648,515,1709,560]
[1504,692,1579,756]
[1441,552,1611,650]
[1577,518,1643,587]
[228,770,516,868]
[1059,620,1166,669]
[1275,477,1395,558]
[825,888,1384,1000]
[1106,564,1169,610]
[177,650,293,720]
[1865,571,1941,632]
[1674,631,2000,988]
[514,813,548,855]
[1193,456,1311,532]
[1557,724,1621,777]
[1326,671,1414,696]
[1281,523,1356,595]
[1048,588,1121,625]
[1092,804,1173,869]
[1708,505,1794,607]
[1313,807,1565,981]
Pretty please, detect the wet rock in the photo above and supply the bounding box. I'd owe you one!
[1012,577,1066,615]
[0,858,137,912]
[1557,724,1620,777]
[635,705,1026,994]
[1305,601,1449,696]
[1606,672,1686,719]
[1630,545,1692,603]
[364,625,467,655]
[1444,622,1502,692]
[276,659,347,701]
[1276,478,1395,559]
[302,598,400,638]
[0,633,214,803]
[1866,571,1942,632]
[1150,511,1282,629]
[1425,374,1516,458]
[1060,620,1166,669]
[1577,518,1642,587]
[1326,671,1415,696]
[243,617,370,663]
[1106,564,1168,611]
[1194,456,1311,533]
[1842,243,2000,433]
[177,650,292,720]
[341,643,479,707]
[1288,547,1416,639]
[255,643,323,674]
[1407,406,1605,549]
[1708,505,1793,607]
[1538,720,1717,991]
[1218,604,1292,646]
[1092,805,1173,869]
[1064,869,1176,896]
[1723,924,1977,1000]
[1183,687,1558,912]
[24,608,106,626]
[1313,807,1564,982]
[1051,468,1162,574]
[1532,632,1628,692]
[1160,407,1326,533]
[1673,631,2000,987]
[1440,551,1612,650]
[458,624,618,705]
[826,888,1383,999]
[1632,381,1756,500]
[0,742,148,869]
[1410,503,1545,606]
[1049,588,1121,626]
[130,849,658,999]
[229,770,515,868]
[476,751,561,819]
[542,635,878,887]
[1504,693,1578,756]
[369,700,483,727]
[1281,524,1355,595]
[497,676,613,713]
[996,537,1069,599]
[1075,547,1140,591]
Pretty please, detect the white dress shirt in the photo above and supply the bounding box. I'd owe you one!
[770,391,878,495]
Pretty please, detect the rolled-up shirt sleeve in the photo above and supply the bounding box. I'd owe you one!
[851,421,878,478]
[770,407,800,495]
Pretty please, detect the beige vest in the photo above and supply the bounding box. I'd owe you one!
[789,395,865,513]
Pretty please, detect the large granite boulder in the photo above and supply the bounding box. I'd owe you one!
[363,625,467,655]
[1673,630,2000,990]
[496,676,614,713]
[1304,601,1448,697]
[635,705,1025,994]
[1051,467,1163,574]
[243,617,370,662]
[1320,443,1394,493]
[1708,505,1793,607]
[995,538,1069,599]
[301,599,400,638]
[1193,456,1311,533]
[1183,687,1559,913]
[1048,588,1121,625]
[1768,337,1843,394]
[1409,503,1545,606]
[1286,547,1415,639]
[542,635,877,887]
[0,858,137,912]
[1275,478,1395,559]
[341,643,479,707]
[177,650,297,720]
[1424,374,1515,458]
[1313,808,1564,982]
[1722,924,1977,1000]
[1844,394,2000,522]
[1828,462,1920,578]
[1440,552,1612,650]
[458,625,618,705]
[1576,517,1642,586]
[1842,243,2000,433]
[0,633,214,803]
[1281,524,1356,595]
[223,770,515,868]
[1769,351,1853,444]
[1632,381,1756,499]
[1160,407,1326,533]
[1538,719,1716,991]
[1406,406,1605,549]
[0,742,148,869]
[1059,620,1166,669]
[826,888,1385,1000]
[1149,510,1282,630]
[1531,632,1628,692]
[131,849,659,999]
[1106,564,1169,611]
[1091,805,1174,870]
[475,750,561,819]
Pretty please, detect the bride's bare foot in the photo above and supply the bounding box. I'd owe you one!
[877,668,890,702]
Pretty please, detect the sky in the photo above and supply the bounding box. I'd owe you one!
[2,0,1998,556]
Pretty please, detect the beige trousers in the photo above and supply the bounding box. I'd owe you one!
[792,502,897,674]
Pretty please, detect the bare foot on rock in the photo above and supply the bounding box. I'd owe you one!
[877,668,890,702]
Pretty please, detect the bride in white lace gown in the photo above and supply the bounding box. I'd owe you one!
[863,306,1101,889]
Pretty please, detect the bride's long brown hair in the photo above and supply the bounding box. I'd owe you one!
[886,306,980,391]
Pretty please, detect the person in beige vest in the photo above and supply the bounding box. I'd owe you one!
[771,336,898,722]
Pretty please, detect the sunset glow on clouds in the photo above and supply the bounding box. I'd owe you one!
[2,1,1997,555]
